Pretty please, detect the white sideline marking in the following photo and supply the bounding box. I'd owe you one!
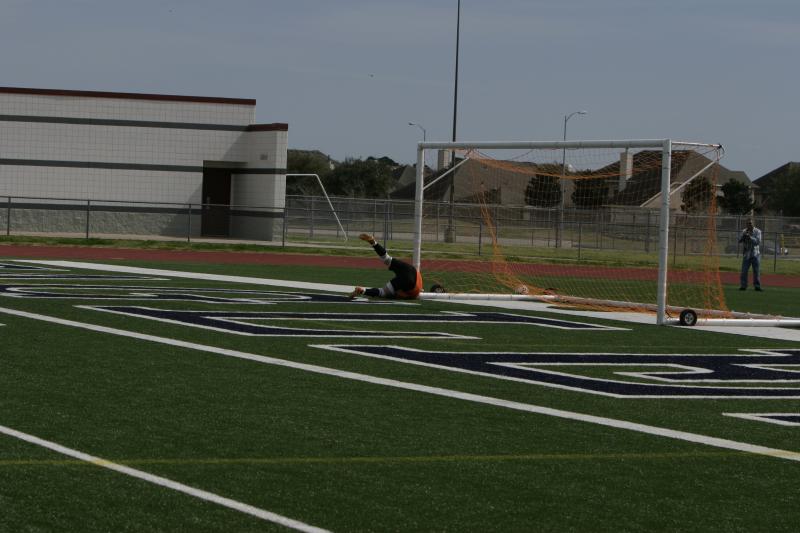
[17,260,800,341]
[16,260,353,293]
[1,305,799,464]
[0,423,330,533]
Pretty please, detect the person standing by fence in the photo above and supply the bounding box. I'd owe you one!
[739,219,763,291]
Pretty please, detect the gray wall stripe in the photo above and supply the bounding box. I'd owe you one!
[0,114,249,131]
[6,201,282,217]
[0,158,285,174]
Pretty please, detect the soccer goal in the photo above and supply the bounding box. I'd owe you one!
[411,139,734,325]
[285,173,348,241]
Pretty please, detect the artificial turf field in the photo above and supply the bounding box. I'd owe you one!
[0,254,799,532]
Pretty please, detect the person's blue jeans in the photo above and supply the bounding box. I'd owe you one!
[740,255,761,289]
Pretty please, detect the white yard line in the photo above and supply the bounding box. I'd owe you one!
[16,260,352,293]
[16,260,800,341]
[0,423,330,533]
[0,305,798,464]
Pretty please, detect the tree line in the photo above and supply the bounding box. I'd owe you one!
[288,150,800,216]
[522,172,798,215]
[286,150,397,198]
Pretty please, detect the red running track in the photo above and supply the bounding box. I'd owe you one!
[1,244,798,288]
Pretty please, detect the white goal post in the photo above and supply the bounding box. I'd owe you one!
[412,139,724,325]
[285,173,348,241]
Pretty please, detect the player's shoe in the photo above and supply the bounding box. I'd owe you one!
[348,286,365,299]
[358,233,376,245]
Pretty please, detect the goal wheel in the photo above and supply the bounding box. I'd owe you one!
[429,284,446,294]
[679,309,698,327]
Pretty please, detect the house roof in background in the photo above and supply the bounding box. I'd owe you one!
[753,162,800,190]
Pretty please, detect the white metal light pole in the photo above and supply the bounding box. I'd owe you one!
[408,122,427,142]
[558,110,587,248]
[445,0,461,243]
[561,110,588,179]
[451,0,460,149]
[563,111,587,144]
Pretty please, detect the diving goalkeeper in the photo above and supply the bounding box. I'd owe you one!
[348,233,423,300]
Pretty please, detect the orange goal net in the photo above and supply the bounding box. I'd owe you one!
[411,140,726,323]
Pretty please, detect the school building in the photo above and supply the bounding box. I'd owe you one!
[0,86,288,240]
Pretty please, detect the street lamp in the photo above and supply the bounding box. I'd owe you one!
[408,122,426,142]
[445,0,461,243]
[558,110,587,248]
[561,110,587,169]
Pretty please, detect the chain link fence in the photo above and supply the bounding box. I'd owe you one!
[0,196,283,242]
[2,194,798,272]
[283,196,799,273]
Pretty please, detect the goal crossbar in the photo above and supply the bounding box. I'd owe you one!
[417,139,717,151]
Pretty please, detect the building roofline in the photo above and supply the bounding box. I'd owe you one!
[247,123,288,132]
[0,86,256,106]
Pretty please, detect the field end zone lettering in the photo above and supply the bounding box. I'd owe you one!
[0,304,798,463]
[313,345,800,399]
[81,306,618,337]
[82,306,474,339]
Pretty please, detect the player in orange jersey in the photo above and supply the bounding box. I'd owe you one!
[348,233,423,300]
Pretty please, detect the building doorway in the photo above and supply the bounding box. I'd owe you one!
[201,167,232,236]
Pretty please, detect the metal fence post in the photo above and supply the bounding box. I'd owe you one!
[672,224,678,267]
[386,201,391,244]
[309,196,314,238]
[282,206,287,247]
[597,210,602,250]
[383,201,389,242]
[683,225,688,257]
[529,207,534,246]
[187,203,192,242]
[735,215,742,259]
[478,218,483,256]
[85,199,91,239]
[6,197,11,236]
[774,230,779,273]
[336,202,350,239]
[595,210,601,250]
[436,202,440,242]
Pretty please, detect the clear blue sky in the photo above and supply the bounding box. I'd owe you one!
[3,0,798,179]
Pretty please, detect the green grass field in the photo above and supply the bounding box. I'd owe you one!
[1,255,799,532]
